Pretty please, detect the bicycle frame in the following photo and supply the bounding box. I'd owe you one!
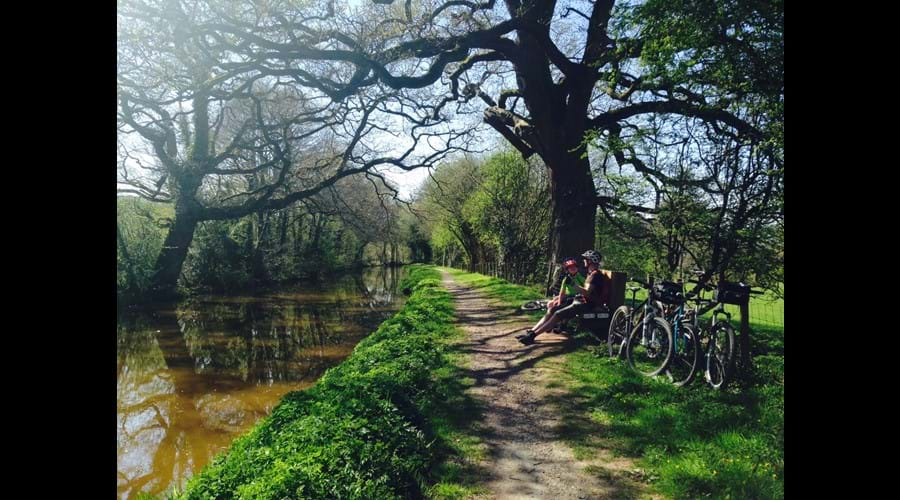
[684,292,733,361]
[683,286,731,333]
[668,302,686,353]
[638,293,664,347]
[710,303,731,328]
[623,290,648,328]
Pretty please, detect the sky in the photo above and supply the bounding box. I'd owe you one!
[382,166,432,201]
[118,109,504,204]
[116,0,609,204]
[377,122,505,201]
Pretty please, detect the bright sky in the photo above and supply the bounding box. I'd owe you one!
[382,167,432,201]
[379,128,505,200]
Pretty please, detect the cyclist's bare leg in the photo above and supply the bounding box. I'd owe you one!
[530,313,552,333]
[532,314,562,336]
[531,298,559,331]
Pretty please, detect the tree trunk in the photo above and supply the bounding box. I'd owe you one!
[278,210,289,251]
[293,213,305,262]
[309,214,324,256]
[257,211,273,282]
[545,156,597,292]
[148,208,199,300]
[146,91,208,299]
[355,242,367,264]
[252,218,268,284]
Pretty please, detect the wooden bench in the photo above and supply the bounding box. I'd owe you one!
[573,270,626,340]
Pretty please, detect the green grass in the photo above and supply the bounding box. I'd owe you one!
[441,267,547,323]
[443,267,545,304]
[425,321,491,499]
[443,268,784,500]
[557,350,783,499]
[178,264,486,499]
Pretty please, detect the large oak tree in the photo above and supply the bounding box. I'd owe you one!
[163,0,780,282]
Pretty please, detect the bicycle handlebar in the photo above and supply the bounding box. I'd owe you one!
[687,279,715,291]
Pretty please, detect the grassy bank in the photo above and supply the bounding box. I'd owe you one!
[179,264,482,499]
[441,268,784,499]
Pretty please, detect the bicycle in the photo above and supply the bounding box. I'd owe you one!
[607,280,664,359]
[520,299,550,311]
[621,278,675,377]
[656,281,700,387]
[682,275,763,390]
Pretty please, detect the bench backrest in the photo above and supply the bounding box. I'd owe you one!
[599,269,626,310]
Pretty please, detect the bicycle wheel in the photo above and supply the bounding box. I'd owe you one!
[626,316,674,376]
[667,323,700,387]
[607,305,632,358]
[705,322,736,390]
[520,300,546,311]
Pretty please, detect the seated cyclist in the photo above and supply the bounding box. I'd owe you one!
[517,258,584,340]
[518,250,607,345]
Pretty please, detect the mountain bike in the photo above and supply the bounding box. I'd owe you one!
[656,281,700,387]
[607,281,664,359]
[682,275,763,389]
[622,278,674,377]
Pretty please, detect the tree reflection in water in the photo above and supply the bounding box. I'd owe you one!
[116,267,404,499]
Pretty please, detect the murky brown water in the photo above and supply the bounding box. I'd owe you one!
[116,267,407,499]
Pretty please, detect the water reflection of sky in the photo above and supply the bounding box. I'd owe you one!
[116,267,406,499]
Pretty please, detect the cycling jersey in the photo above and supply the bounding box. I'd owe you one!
[561,272,586,296]
[580,269,609,305]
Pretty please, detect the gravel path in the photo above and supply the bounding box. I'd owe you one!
[441,271,654,499]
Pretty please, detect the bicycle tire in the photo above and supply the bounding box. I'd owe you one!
[626,316,674,377]
[668,323,700,387]
[705,321,736,390]
[520,300,547,311]
[608,305,632,358]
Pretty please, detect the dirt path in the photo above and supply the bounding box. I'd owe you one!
[441,271,652,500]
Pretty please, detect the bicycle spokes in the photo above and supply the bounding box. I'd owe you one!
[626,317,674,377]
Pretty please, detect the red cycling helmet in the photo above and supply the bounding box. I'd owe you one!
[563,259,578,268]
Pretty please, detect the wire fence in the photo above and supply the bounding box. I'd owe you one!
[440,258,546,287]
[725,300,784,330]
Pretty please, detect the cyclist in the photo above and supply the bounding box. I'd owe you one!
[517,258,585,340]
[519,250,609,345]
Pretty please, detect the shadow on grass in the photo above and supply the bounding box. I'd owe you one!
[442,268,783,498]
[426,357,494,499]
[545,344,784,499]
